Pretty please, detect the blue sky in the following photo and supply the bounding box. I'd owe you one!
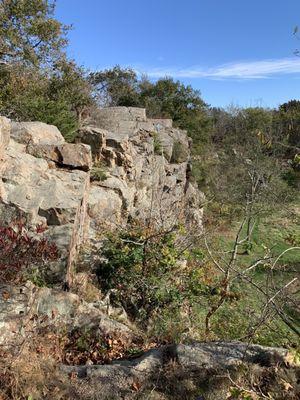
[55,0,300,108]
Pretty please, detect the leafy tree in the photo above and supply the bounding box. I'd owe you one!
[90,66,211,145]
[274,100,300,151]
[0,0,94,140]
[90,65,140,107]
[139,77,211,145]
[0,0,68,66]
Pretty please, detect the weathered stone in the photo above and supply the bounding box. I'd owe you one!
[61,341,297,400]
[88,185,123,226]
[58,143,92,170]
[137,118,173,132]
[0,116,10,156]
[0,143,88,226]
[27,142,92,170]
[0,282,136,347]
[11,121,65,145]
[96,106,147,123]
[93,107,147,134]
[77,126,106,157]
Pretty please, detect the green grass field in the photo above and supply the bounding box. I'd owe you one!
[204,201,300,347]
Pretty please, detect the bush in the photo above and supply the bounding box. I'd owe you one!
[96,223,205,328]
[0,221,59,283]
[90,161,107,182]
[171,140,189,163]
[153,132,163,155]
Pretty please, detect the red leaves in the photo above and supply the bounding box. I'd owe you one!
[36,223,47,234]
[0,220,59,283]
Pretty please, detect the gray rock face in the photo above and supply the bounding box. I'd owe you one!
[0,107,204,283]
[82,107,204,231]
[0,140,88,226]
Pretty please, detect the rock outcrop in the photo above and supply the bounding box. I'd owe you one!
[82,106,204,231]
[62,341,297,400]
[0,107,204,282]
[0,281,135,347]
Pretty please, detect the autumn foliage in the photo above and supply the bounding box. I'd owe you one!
[0,221,59,283]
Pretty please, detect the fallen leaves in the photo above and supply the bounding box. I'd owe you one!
[61,327,158,366]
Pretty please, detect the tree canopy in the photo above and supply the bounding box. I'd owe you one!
[0,0,68,66]
[0,0,93,140]
[91,66,211,145]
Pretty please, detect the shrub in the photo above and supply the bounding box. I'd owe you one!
[90,161,107,182]
[171,140,189,163]
[153,132,163,155]
[0,221,59,283]
[96,223,205,328]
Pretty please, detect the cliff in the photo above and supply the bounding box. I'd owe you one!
[0,107,204,283]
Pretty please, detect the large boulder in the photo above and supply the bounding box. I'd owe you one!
[27,143,92,171]
[11,121,65,145]
[61,341,298,400]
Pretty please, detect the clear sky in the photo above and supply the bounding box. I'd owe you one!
[55,0,300,109]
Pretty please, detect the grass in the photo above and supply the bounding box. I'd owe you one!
[203,201,300,347]
[153,132,163,155]
[90,161,107,182]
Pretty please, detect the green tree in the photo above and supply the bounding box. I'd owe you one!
[90,65,140,107]
[0,0,94,140]
[139,77,211,145]
[0,0,68,66]
[274,100,300,151]
[90,66,211,145]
